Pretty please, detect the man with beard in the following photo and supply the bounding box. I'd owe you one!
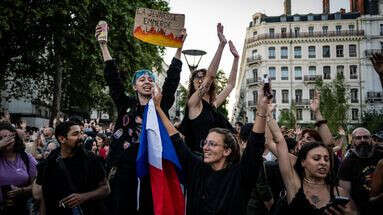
[34,121,110,215]
[338,127,383,215]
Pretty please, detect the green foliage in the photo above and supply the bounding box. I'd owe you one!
[315,75,350,133]
[278,105,296,129]
[361,109,383,133]
[0,0,169,118]
[215,69,229,117]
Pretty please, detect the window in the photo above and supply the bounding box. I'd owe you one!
[294,16,300,21]
[253,31,258,36]
[351,89,358,103]
[281,67,289,80]
[322,14,328,20]
[281,47,288,59]
[252,69,258,79]
[323,45,330,58]
[337,65,344,78]
[269,28,275,38]
[336,25,342,35]
[335,13,341,20]
[294,46,302,58]
[281,27,287,38]
[269,67,276,80]
[350,65,358,79]
[295,67,302,80]
[272,90,276,103]
[311,110,316,120]
[336,45,344,57]
[295,89,303,103]
[349,45,357,57]
[352,109,359,120]
[280,16,287,22]
[309,66,316,75]
[323,66,331,79]
[253,91,258,103]
[308,15,314,21]
[308,46,316,58]
[294,27,300,37]
[322,26,328,35]
[282,90,289,103]
[380,24,383,36]
[296,109,303,120]
[349,25,355,31]
[252,49,258,58]
[308,26,314,36]
[268,47,276,59]
[309,89,315,100]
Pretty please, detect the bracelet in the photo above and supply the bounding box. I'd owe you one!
[315,120,327,127]
[256,112,266,119]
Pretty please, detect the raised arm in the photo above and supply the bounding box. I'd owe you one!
[160,29,187,115]
[213,40,239,108]
[95,22,131,107]
[371,53,383,87]
[266,106,300,203]
[311,90,333,146]
[188,23,227,108]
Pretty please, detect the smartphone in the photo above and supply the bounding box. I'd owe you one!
[262,74,273,99]
[329,196,350,208]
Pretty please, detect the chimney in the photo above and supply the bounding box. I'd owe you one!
[350,0,357,12]
[323,0,330,14]
[284,0,291,16]
[357,0,365,15]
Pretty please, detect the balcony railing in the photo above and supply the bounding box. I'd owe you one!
[304,75,322,83]
[247,30,364,43]
[293,99,310,106]
[365,49,383,57]
[248,100,257,107]
[367,91,383,103]
[246,77,261,86]
[247,55,262,64]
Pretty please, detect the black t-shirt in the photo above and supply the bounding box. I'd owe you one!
[171,131,265,215]
[36,148,107,215]
[338,148,383,214]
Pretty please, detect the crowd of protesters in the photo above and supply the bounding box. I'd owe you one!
[0,21,382,215]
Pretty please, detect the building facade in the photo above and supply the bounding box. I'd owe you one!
[232,1,383,125]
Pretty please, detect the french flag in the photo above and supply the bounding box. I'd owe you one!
[136,100,185,215]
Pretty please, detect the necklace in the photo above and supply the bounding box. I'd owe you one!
[303,177,325,185]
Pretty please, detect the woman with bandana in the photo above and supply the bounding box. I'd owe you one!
[95,23,186,215]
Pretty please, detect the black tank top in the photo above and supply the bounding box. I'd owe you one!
[288,181,339,215]
[180,100,234,153]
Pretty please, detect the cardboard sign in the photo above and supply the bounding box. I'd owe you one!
[133,8,185,48]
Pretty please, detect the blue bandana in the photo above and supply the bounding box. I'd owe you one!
[132,69,156,85]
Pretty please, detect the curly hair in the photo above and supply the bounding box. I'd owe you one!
[0,121,25,154]
[294,141,335,185]
[209,128,240,165]
[187,69,216,104]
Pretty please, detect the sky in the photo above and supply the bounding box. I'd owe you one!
[163,0,350,118]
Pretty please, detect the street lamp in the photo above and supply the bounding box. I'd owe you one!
[182,49,207,72]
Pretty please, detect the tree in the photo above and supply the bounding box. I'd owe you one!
[215,69,229,117]
[315,75,350,133]
[0,0,169,125]
[278,105,296,129]
[361,109,383,133]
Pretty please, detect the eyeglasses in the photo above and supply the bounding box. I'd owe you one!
[200,140,223,148]
[354,135,370,140]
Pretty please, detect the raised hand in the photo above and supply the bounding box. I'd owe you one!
[371,53,383,77]
[310,90,320,113]
[152,84,162,108]
[338,127,346,136]
[180,28,187,43]
[0,134,14,149]
[257,84,272,113]
[95,23,108,45]
[217,23,227,45]
[229,40,239,58]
